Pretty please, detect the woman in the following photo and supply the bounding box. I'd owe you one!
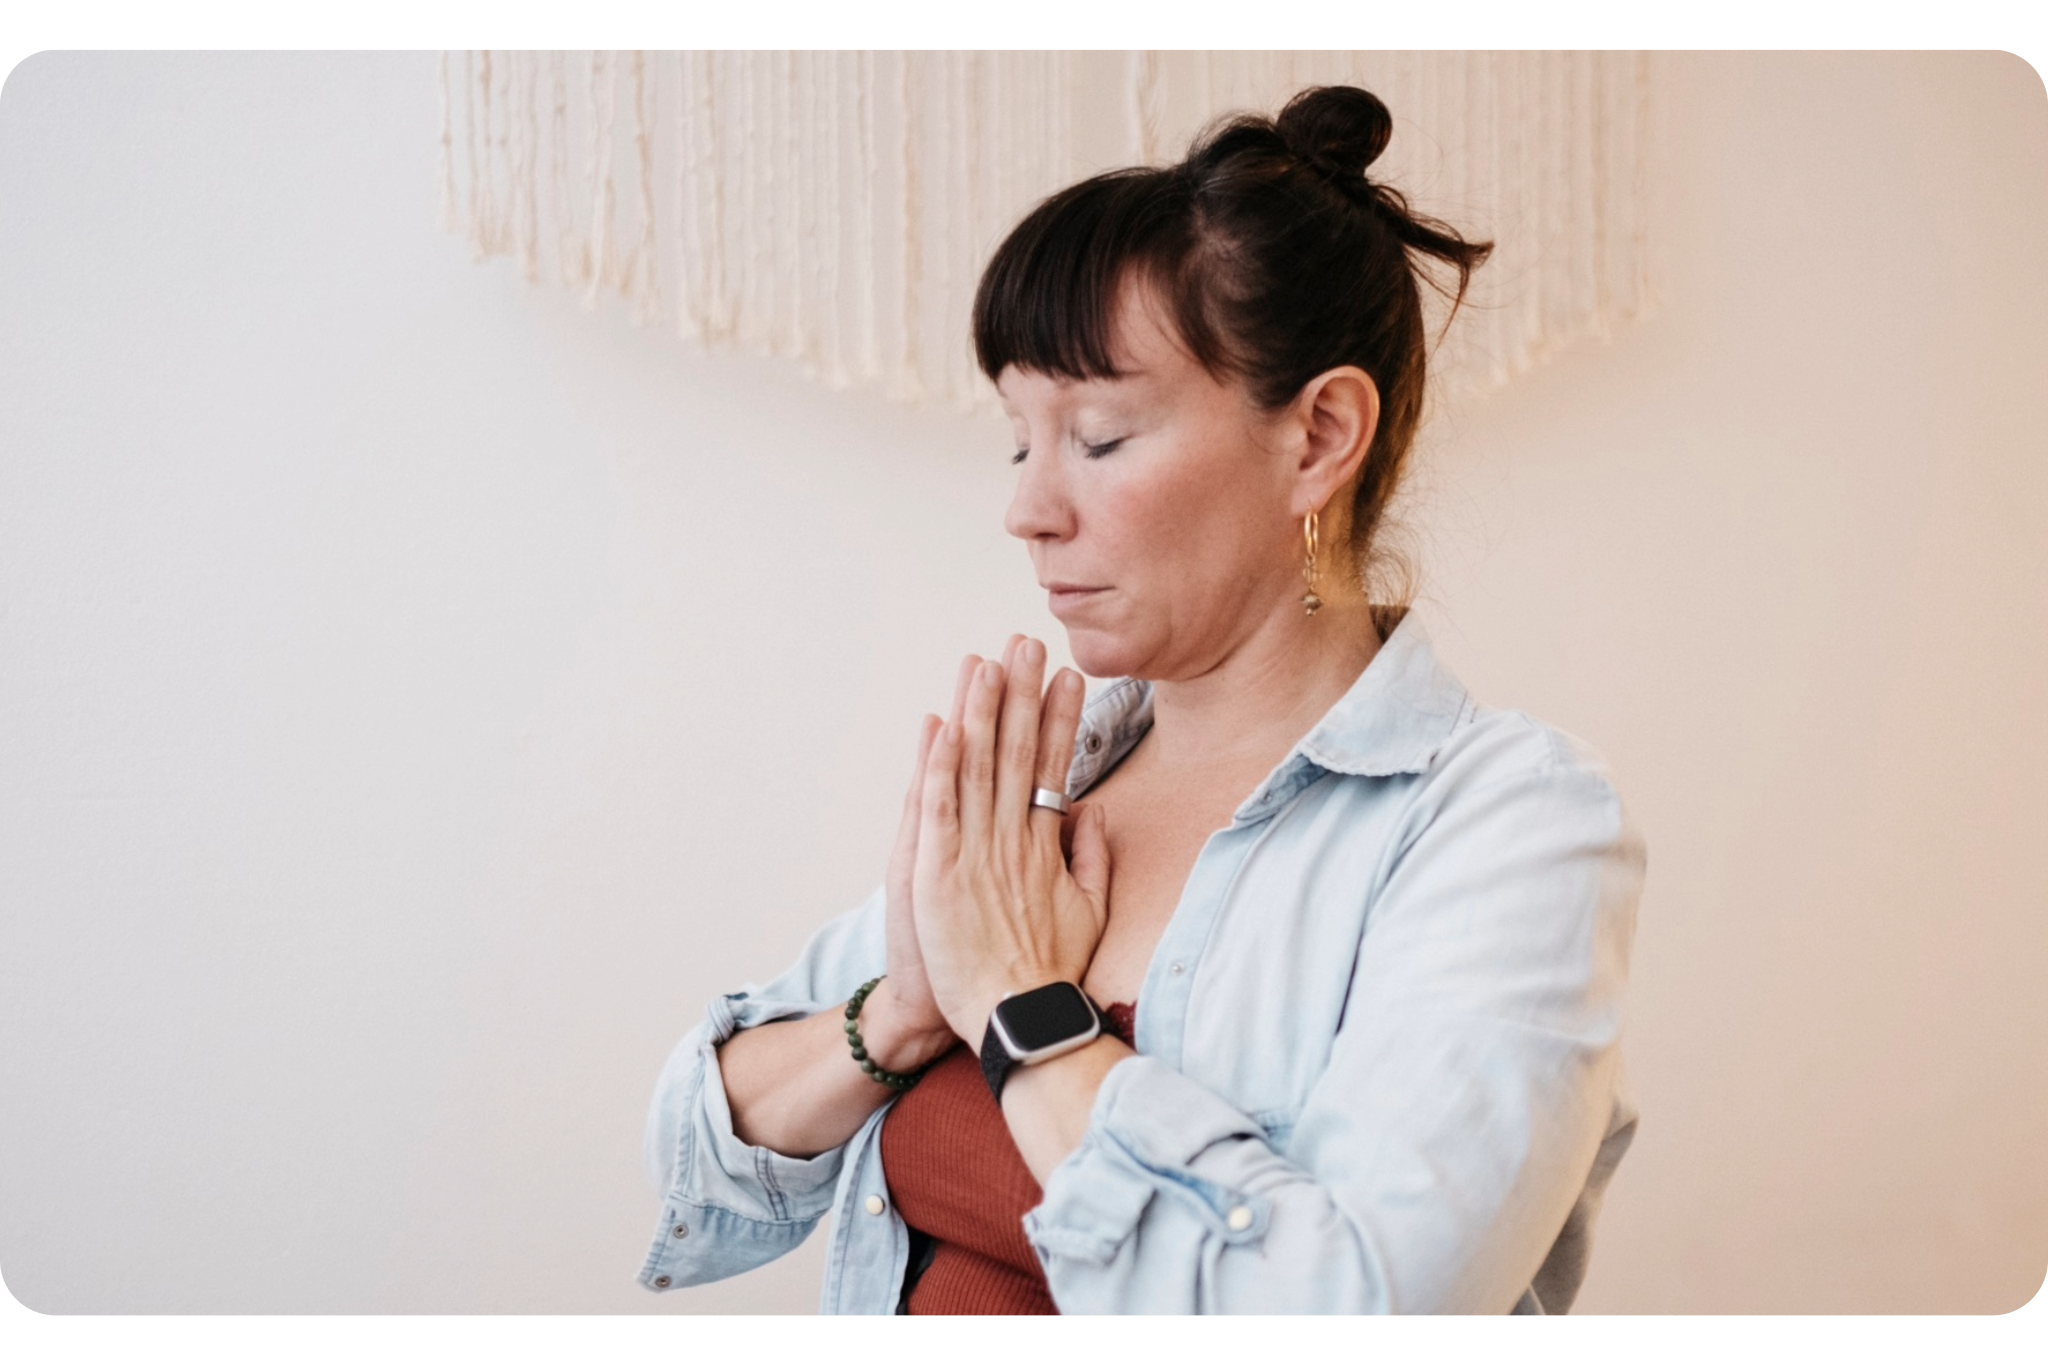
[639,84,1645,1314]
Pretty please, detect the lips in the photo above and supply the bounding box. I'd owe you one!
[1044,582,1108,612]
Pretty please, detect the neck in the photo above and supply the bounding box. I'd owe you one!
[1135,590,1385,780]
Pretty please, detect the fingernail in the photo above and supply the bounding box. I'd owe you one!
[979,660,1003,690]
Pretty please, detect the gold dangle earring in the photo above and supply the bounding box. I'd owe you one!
[1301,510,1323,617]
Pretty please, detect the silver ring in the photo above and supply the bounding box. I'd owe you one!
[1030,787,1072,815]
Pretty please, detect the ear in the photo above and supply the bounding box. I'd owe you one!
[1287,366,1380,518]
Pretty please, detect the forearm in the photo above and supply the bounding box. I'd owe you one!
[999,1033,1132,1184]
[1016,1056,1397,1313]
[1018,1022,1627,1313]
[719,978,955,1158]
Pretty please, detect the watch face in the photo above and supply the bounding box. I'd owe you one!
[996,983,1098,1053]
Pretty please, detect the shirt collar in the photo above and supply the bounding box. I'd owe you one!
[1066,606,1472,823]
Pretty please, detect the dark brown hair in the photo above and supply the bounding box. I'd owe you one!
[972,84,1491,605]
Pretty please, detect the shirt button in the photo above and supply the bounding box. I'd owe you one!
[671,1223,689,1239]
[1084,733,1103,754]
[865,1194,887,1216]
[1168,961,1185,977]
[1226,1206,1254,1232]
[653,1275,672,1289]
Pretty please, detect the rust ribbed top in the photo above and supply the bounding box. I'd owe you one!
[879,1002,1137,1315]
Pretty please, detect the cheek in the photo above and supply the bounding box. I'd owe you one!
[1108,458,1268,580]
[1096,480,1182,564]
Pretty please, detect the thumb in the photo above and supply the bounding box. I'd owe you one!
[1069,802,1112,906]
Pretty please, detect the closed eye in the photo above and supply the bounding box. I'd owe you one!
[1083,438,1126,458]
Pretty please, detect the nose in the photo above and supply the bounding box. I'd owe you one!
[1003,448,1074,545]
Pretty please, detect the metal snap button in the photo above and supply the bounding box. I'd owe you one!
[653,1274,673,1289]
[672,1223,689,1239]
[1226,1206,1254,1232]
[1084,733,1103,754]
[865,1194,887,1215]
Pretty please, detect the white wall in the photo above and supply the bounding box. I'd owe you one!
[1,51,2043,1315]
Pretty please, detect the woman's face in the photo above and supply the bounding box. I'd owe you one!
[998,278,1305,682]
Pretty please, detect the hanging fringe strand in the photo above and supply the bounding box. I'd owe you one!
[442,50,1657,413]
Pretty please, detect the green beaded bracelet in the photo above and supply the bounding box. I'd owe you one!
[844,976,928,1092]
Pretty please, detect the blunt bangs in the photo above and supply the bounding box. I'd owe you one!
[970,169,1232,394]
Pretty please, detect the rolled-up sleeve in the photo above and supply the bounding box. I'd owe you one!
[638,887,887,1291]
[1022,757,1646,1313]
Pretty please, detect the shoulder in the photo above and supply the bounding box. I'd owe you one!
[1431,701,1625,794]
[1353,704,1647,975]
[1402,702,1643,865]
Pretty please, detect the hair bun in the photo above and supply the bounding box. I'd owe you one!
[1274,85,1394,194]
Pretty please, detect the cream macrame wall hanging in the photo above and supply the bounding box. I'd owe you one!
[439,51,1654,413]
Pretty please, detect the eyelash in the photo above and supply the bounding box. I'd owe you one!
[1010,438,1125,465]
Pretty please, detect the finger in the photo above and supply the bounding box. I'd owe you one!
[1031,667,1088,851]
[891,714,940,889]
[994,637,1048,834]
[918,718,963,870]
[946,654,981,729]
[1069,803,1113,908]
[906,713,939,816]
[957,658,1003,851]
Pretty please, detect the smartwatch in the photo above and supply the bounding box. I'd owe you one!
[979,981,1103,1102]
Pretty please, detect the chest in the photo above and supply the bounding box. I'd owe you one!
[1084,770,1408,1131]
[1074,760,1260,1006]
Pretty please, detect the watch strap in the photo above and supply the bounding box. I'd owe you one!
[979,1017,1016,1104]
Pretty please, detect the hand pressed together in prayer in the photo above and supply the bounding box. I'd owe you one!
[905,635,1113,1051]
[711,635,1118,1163]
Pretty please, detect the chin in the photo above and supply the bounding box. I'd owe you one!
[1061,624,1154,682]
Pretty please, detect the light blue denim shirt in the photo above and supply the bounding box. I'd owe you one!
[639,607,1645,1313]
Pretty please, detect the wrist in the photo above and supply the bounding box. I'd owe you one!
[998,1032,1129,1116]
[857,979,957,1073]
